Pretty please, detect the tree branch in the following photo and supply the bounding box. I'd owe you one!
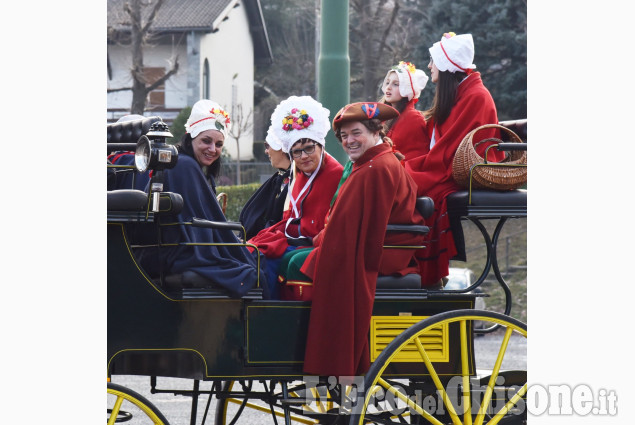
[229,105,253,139]
[144,58,179,93]
[124,2,141,33]
[254,81,280,103]
[349,25,363,38]
[377,1,400,57]
[373,0,390,21]
[107,86,133,93]
[142,0,164,34]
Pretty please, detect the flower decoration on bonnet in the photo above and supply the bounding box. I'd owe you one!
[429,32,476,75]
[185,99,232,139]
[282,108,315,132]
[270,96,330,152]
[382,61,429,101]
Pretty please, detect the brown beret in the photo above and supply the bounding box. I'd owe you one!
[332,102,399,131]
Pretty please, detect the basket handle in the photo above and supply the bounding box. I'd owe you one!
[473,137,505,162]
[473,137,503,149]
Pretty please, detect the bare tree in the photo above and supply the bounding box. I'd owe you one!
[350,0,400,100]
[108,0,180,114]
[259,0,317,98]
[349,0,431,101]
[228,104,253,186]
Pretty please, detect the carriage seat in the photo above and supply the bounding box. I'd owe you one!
[376,273,421,289]
[498,119,527,142]
[107,116,162,146]
[375,196,433,290]
[446,189,527,218]
[107,189,184,214]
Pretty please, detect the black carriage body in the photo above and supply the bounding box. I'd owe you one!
[107,222,478,381]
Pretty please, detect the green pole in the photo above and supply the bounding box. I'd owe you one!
[317,0,349,165]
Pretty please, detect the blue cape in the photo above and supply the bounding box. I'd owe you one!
[136,154,266,297]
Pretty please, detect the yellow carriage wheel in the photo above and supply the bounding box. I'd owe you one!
[107,382,170,425]
[350,310,527,425]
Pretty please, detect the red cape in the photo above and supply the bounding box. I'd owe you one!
[302,143,425,377]
[248,153,343,258]
[405,72,504,285]
[386,98,430,161]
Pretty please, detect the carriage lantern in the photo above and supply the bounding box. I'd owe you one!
[134,121,178,173]
[135,121,179,212]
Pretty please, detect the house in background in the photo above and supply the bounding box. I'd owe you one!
[107,0,272,160]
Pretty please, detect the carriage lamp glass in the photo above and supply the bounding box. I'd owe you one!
[134,134,178,173]
[135,135,151,173]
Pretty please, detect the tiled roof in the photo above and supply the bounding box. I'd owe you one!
[107,0,234,31]
[107,0,272,63]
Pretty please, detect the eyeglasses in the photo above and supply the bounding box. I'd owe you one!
[290,142,318,159]
[264,142,270,150]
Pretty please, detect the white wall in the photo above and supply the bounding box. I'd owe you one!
[107,43,188,110]
[199,3,255,160]
[107,3,256,160]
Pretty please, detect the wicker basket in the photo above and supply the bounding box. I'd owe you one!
[452,124,527,190]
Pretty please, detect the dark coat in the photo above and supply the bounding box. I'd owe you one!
[239,168,291,240]
[135,154,265,297]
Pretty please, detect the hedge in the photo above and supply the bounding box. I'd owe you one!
[216,183,261,222]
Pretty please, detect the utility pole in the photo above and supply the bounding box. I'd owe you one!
[317,0,349,164]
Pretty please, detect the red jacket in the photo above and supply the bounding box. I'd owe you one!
[386,98,430,161]
[405,72,504,285]
[302,143,424,377]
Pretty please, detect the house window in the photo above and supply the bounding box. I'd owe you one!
[202,59,210,99]
[143,67,166,107]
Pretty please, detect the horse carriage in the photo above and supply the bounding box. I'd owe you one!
[107,116,527,425]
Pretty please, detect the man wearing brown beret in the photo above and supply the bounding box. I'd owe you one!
[299,102,426,377]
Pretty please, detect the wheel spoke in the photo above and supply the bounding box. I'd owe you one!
[107,395,124,425]
[290,390,317,413]
[310,387,327,413]
[107,383,168,424]
[377,377,444,425]
[475,327,513,425]
[226,397,319,424]
[460,320,473,425]
[414,336,462,425]
[487,384,527,425]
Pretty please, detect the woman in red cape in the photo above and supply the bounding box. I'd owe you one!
[405,32,505,287]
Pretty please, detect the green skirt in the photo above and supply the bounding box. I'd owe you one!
[278,247,314,301]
